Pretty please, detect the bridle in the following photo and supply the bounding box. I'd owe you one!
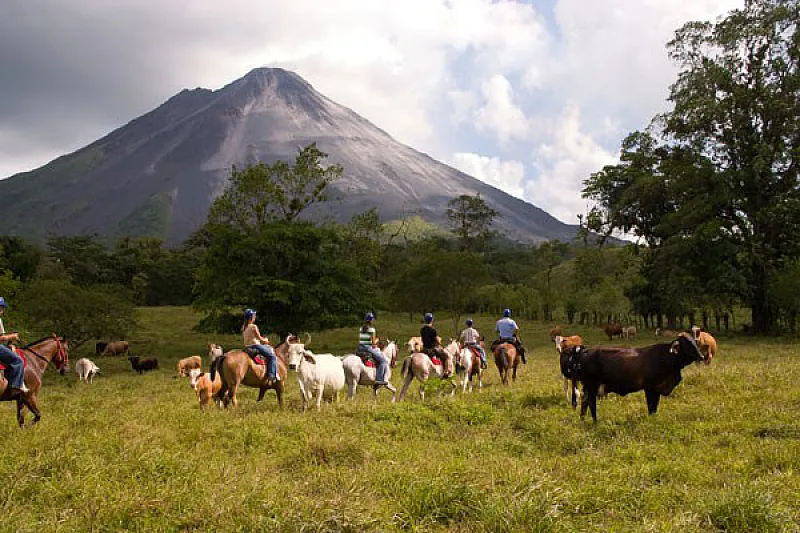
[20,336,68,369]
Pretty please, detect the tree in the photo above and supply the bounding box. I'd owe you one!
[208,143,342,230]
[584,1,800,332]
[16,280,135,351]
[446,194,498,251]
[46,235,114,286]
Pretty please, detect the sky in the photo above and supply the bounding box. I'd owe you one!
[0,0,743,225]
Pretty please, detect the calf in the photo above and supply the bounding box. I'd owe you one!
[622,326,637,339]
[691,327,718,364]
[176,355,202,377]
[554,335,584,408]
[75,358,100,383]
[128,356,159,374]
[568,332,706,421]
[191,370,222,410]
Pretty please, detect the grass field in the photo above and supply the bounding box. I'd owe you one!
[1,307,798,532]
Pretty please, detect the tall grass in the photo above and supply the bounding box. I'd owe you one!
[0,307,798,532]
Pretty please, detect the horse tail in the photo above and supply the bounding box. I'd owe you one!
[501,347,510,370]
[401,356,412,378]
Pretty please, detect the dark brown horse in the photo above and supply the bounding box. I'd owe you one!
[215,335,299,408]
[493,341,519,386]
[0,335,69,427]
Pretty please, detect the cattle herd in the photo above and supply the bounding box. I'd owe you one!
[80,325,718,422]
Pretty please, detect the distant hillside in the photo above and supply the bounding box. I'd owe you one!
[0,68,583,245]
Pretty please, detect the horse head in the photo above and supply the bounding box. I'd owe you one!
[383,340,398,367]
[52,335,69,375]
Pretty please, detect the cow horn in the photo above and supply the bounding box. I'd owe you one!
[304,332,312,345]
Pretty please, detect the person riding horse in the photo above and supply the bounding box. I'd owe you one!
[459,318,487,369]
[420,313,450,378]
[0,297,29,397]
[492,309,527,364]
[356,312,389,389]
[241,309,280,386]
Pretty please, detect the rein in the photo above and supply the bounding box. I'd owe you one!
[18,337,67,369]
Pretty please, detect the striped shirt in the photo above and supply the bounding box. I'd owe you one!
[459,327,480,345]
[359,327,376,346]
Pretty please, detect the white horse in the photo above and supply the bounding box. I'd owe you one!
[398,339,458,401]
[342,341,399,401]
[455,342,484,393]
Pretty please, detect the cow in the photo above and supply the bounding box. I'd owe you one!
[128,356,159,374]
[103,341,129,356]
[75,358,100,383]
[176,355,202,378]
[287,346,346,412]
[691,326,718,364]
[622,326,637,339]
[548,325,562,340]
[95,342,108,356]
[554,335,584,408]
[567,332,707,421]
[603,323,623,341]
[655,328,680,338]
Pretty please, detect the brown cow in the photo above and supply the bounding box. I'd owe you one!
[691,326,718,364]
[176,355,202,377]
[103,341,129,356]
[567,332,706,421]
[603,323,623,341]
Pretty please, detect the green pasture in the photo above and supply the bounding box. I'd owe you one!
[1,307,798,532]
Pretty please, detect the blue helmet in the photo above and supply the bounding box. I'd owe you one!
[503,308,511,318]
[364,312,375,322]
[466,318,474,327]
[0,297,6,308]
[244,308,257,319]
[424,313,434,324]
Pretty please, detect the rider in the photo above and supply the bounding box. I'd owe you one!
[0,297,29,396]
[242,309,280,385]
[420,313,450,378]
[459,318,487,369]
[494,308,527,364]
[356,312,388,388]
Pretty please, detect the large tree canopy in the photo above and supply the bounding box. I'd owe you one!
[584,0,800,333]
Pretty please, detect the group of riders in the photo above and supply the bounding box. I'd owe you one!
[1,293,527,395]
[233,306,527,387]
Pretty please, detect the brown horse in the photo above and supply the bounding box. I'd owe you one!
[493,341,519,385]
[214,335,299,408]
[0,335,69,427]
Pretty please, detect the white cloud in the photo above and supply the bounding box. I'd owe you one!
[473,75,529,145]
[527,103,618,224]
[449,153,525,200]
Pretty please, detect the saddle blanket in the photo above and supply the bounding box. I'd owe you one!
[0,349,27,371]
[430,357,441,366]
[364,359,375,368]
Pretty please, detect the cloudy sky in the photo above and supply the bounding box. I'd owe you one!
[0,0,742,225]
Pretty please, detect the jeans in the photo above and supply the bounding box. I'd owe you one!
[358,345,388,383]
[248,344,278,380]
[0,344,25,389]
[465,342,487,365]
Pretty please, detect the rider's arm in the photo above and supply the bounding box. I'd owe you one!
[0,332,19,343]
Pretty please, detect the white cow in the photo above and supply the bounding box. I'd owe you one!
[287,345,346,412]
[75,358,100,383]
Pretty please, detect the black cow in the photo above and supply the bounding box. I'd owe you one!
[568,332,706,421]
[128,356,159,374]
[95,342,108,355]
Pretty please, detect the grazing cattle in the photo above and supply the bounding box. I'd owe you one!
[691,327,718,364]
[75,358,100,384]
[603,323,624,341]
[554,335,584,407]
[176,355,202,378]
[548,325,562,340]
[287,346,346,412]
[568,332,707,421]
[342,341,399,401]
[103,341,129,357]
[95,342,108,356]
[128,356,159,374]
[622,326,637,339]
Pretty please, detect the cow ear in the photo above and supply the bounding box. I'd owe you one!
[303,352,316,364]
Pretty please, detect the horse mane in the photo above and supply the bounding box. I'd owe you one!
[23,335,58,349]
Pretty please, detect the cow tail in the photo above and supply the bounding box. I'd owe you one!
[401,357,411,378]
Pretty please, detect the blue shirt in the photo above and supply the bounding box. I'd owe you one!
[495,318,519,339]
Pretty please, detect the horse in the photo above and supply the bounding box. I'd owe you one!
[214,334,300,408]
[342,340,399,401]
[455,341,485,393]
[398,339,457,401]
[0,335,69,427]
[493,341,520,385]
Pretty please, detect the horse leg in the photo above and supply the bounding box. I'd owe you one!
[22,394,42,425]
[398,372,414,401]
[16,397,25,428]
[276,382,284,409]
[257,387,267,402]
[347,377,357,400]
[385,382,397,403]
[512,362,518,383]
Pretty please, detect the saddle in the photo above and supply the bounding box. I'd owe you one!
[467,345,482,359]
[243,347,266,365]
[0,348,27,371]
[356,346,376,367]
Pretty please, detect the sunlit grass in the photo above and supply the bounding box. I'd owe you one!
[0,307,798,531]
